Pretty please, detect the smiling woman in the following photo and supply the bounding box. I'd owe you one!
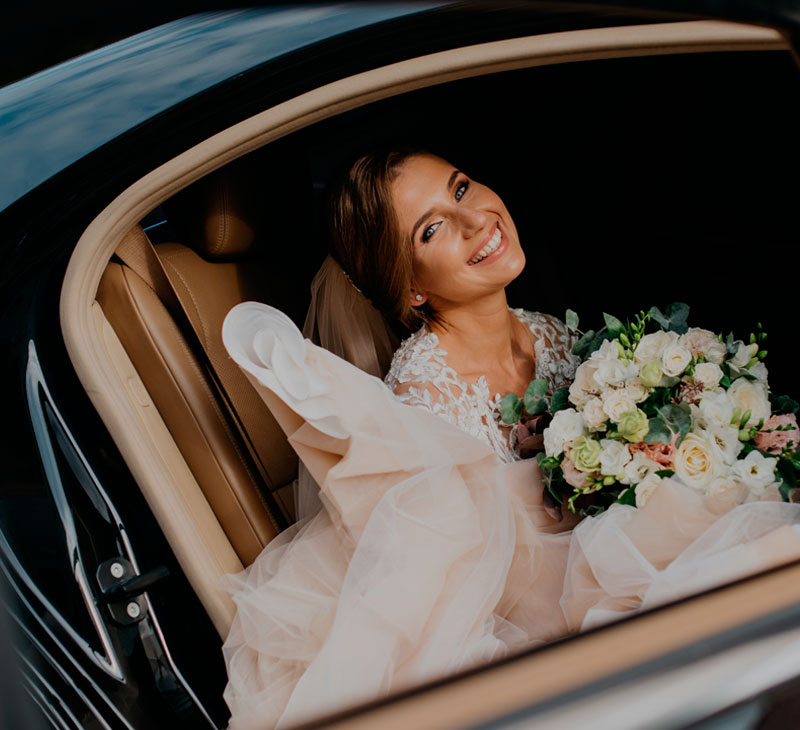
[5,4,800,729]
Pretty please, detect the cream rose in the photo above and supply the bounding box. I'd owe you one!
[674,432,721,491]
[598,439,632,476]
[693,362,723,390]
[568,361,601,408]
[661,343,693,378]
[602,390,637,423]
[635,473,663,508]
[571,435,603,472]
[633,331,677,365]
[728,378,771,427]
[583,397,608,432]
[543,408,585,458]
[680,328,726,365]
[621,382,649,403]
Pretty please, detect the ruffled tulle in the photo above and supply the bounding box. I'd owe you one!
[221,303,574,730]
[561,478,800,632]
[221,303,800,730]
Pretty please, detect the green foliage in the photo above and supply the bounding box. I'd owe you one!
[500,393,523,424]
[524,379,548,416]
[644,403,691,445]
[551,386,571,414]
[603,312,625,339]
[565,309,579,333]
[571,329,596,358]
[772,393,799,415]
[649,302,689,334]
[655,469,675,478]
[616,488,637,506]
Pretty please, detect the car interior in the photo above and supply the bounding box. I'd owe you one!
[58,19,800,721]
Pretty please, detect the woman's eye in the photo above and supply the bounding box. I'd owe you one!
[421,222,440,243]
[455,180,469,201]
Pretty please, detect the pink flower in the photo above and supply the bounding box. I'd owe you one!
[755,414,800,455]
[561,454,593,489]
[629,438,676,468]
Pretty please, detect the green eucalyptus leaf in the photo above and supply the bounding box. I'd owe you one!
[649,306,670,330]
[529,397,548,416]
[571,329,596,358]
[657,403,691,444]
[586,328,611,357]
[565,309,579,333]
[655,469,675,478]
[772,393,800,415]
[665,302,690,331]
[644,417,672,444]
[500,393,523,424]
[603,312,625,339]
[551,386,571,414]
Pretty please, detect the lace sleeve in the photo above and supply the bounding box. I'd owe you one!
[515,310,580,391]
[384,329,459,417]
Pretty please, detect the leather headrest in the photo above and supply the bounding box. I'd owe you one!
[165,160,263,260]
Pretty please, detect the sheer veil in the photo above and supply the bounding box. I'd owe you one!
[293,254,400,520]
[302,255,399,379]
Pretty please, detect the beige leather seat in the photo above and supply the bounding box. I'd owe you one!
[97,159,317,565]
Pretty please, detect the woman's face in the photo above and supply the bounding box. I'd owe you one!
[390,154,525,311]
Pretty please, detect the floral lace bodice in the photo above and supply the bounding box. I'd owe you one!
[384,309,580,463]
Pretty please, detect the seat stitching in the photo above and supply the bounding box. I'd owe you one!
[160,256,211,348]
[120,267,280,538]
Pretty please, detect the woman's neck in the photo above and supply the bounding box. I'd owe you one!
[430,291,529,377]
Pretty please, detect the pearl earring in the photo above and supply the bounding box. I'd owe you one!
[415,294,423,302]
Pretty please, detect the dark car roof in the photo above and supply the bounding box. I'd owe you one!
[0,3,443,214]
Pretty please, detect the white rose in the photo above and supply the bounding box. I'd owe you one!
[590,339,637,388]
[602,390,637,423]
[731,341,759,369]
[635,473,663,508]
[568,361,601,408]
[680,328,726,365]
[696,390,734,430]
[634,330,678,365]
[732,451,778,496]
[693,362,723,390]
[544,408,585,458]
[661,343,693,378]
[582,397,608,432]
[620,452,660,485]
[674,432,721,491]
[621,381,649,403]
[704,424,744,466]
[728,378,771,427]
[598,439,632,476]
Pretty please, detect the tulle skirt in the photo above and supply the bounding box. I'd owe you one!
[220,302,800,730]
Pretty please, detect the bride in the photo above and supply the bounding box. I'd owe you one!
[220,148,800,730]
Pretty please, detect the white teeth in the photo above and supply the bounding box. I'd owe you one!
[469,227,502,264]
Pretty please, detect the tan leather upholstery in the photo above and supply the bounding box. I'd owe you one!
[96,161,314,565]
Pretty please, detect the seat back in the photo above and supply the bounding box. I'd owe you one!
[96,157,318,565]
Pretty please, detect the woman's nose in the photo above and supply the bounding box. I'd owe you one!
[456,205,488,235]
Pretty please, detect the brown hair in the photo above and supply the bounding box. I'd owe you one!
[327,146,437,331]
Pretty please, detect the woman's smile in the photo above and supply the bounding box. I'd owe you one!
[467,223,508,266]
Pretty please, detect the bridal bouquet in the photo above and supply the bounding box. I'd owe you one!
[502,304,800,516]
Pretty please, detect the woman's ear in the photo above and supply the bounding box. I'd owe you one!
[409,289,427,307]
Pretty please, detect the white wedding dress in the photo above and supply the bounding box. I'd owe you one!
[220,303,800,730]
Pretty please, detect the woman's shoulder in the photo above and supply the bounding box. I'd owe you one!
[384,326,447,389]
